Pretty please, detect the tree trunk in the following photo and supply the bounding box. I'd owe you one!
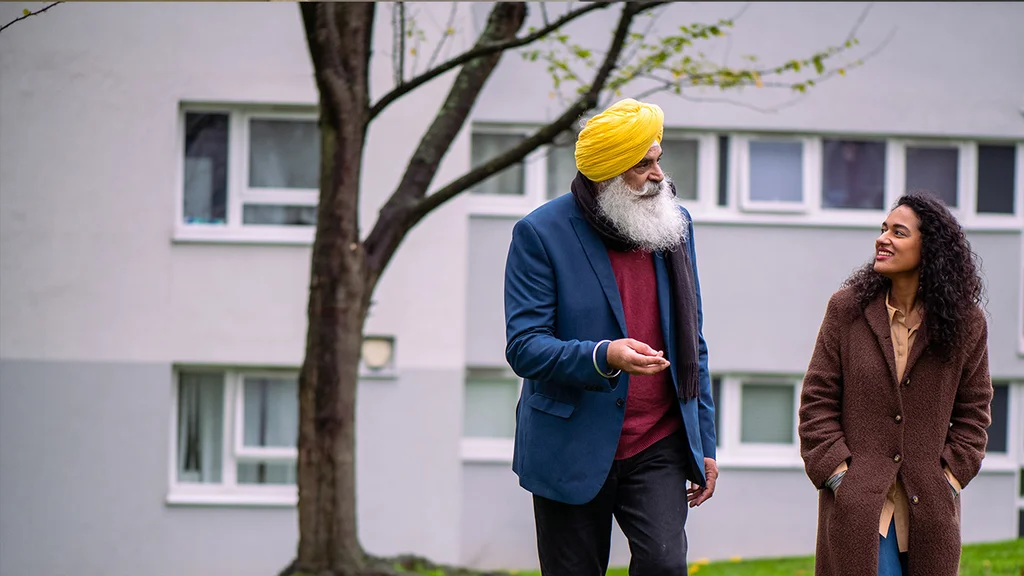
[292,3,375,575]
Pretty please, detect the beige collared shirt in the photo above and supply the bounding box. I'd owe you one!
[830,292,961,553]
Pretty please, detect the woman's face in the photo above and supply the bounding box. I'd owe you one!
[873,205,923,279]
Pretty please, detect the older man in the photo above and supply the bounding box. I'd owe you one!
[504,98,718,575]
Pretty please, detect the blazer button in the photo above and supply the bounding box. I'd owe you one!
[893,454,901,463]
[616,398,625,407]
[903,377,910,387]
[894,415,902,423]
[911,495,920,504]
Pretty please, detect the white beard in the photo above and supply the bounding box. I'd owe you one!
[597,175,687,252]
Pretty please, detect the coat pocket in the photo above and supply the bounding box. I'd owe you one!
[525,393,576,418]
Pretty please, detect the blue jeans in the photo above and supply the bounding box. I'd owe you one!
[878,518,909,576]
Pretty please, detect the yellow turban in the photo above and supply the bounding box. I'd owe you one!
[574,98,665,182]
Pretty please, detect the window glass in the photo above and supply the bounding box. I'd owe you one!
[183,113,229,224]
[905,146,958,206]
[464,377,519,438]
[660,137,699,201]
[471,133,526,196]
[176,372,224,483]
[546,144,577,199]
[986,382,1009,453]
[242,205,317,226]
[822,140,886,210]
[976,144,1016,214]
[740,383,794,444]
[749,141,803,203]
[249,119,319,190]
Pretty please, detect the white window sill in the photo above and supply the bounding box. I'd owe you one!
[466,208,1024,232]
[173,226,315,246]
[166,489,297,508]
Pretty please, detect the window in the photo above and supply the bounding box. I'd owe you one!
[545,142,577,200]
[737,136,815,213]
[460,367,521,462]
[976,144,1017,215]
[740,382,795,444]
[711,376,721,447]
[987,382,1010,454]
[822,139,886,210]
[905,145,959,207]
[716,136,730,207]
[178,107,320,242]
[660,137,700,201]
[470,132,526,196]
[170,369,298,504]
[714,375,802,467]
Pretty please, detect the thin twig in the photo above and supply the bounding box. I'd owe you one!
[398,2,406,84]
[369,1,615,120]
[847,2,874,43]
[540,2,550,27]
[426,2,459,72]
[0,1,62,34]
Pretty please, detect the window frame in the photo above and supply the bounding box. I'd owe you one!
[174,105,320,245]
[735,134,819,215]
[459,367,522,463]
[167,367,298,506]
[889,138,972,214]
[716,375,803,467]
[465,124,543,217]
[982,381,1024,473]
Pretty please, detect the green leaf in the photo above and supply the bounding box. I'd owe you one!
[23,8,30,16]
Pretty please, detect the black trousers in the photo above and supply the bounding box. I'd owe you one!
[532,433,693,576]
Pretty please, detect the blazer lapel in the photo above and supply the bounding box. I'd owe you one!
[654,253,678,386]
[864,295,899,386]
[570,216,627,336]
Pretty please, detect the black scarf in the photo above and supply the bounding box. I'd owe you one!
[570,172,700,401]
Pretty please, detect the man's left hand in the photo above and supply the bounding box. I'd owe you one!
[686,458,718,508]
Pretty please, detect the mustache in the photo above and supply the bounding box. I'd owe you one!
[628,179,670,197]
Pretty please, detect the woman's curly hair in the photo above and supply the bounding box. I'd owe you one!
[842,191,985,359]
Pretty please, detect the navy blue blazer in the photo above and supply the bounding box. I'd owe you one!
[504,193,716,505]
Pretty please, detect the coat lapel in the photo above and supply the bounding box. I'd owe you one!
[903,318,930,378]
[570,216,627,336]
[864,295,899,386]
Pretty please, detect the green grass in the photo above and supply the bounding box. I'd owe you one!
[511,539,1023,576]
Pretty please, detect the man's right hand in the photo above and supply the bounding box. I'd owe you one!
[607,338,671,375]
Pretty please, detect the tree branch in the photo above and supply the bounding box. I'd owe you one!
[426,2,459,72]
[368,0,615,120]
[364,2,529,278]
[407,1,656,225]
[0,1,61,34]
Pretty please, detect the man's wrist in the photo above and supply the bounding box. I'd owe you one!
[593,340,621,379]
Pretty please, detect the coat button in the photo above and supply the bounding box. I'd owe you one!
[903,377,910,386]
[911,495,920,504]
[893,454,901,463]
[895,415,902,423]
[616,398,625,407]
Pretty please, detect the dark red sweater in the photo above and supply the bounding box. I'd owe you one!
[607,249,683,460]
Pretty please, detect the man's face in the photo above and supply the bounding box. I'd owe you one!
[620,144,664,191]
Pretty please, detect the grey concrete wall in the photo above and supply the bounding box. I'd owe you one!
[467,217,1024,377]
[473,2,1024,140]
[0,360,464,575]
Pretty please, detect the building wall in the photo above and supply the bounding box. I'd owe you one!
[461,0,1024,569]
[0,1,1021,574]
[0,2,476,574]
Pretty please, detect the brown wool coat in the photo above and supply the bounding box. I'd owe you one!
[798,288,992,576]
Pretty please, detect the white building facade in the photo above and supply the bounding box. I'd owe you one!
[1,2,1021,575]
